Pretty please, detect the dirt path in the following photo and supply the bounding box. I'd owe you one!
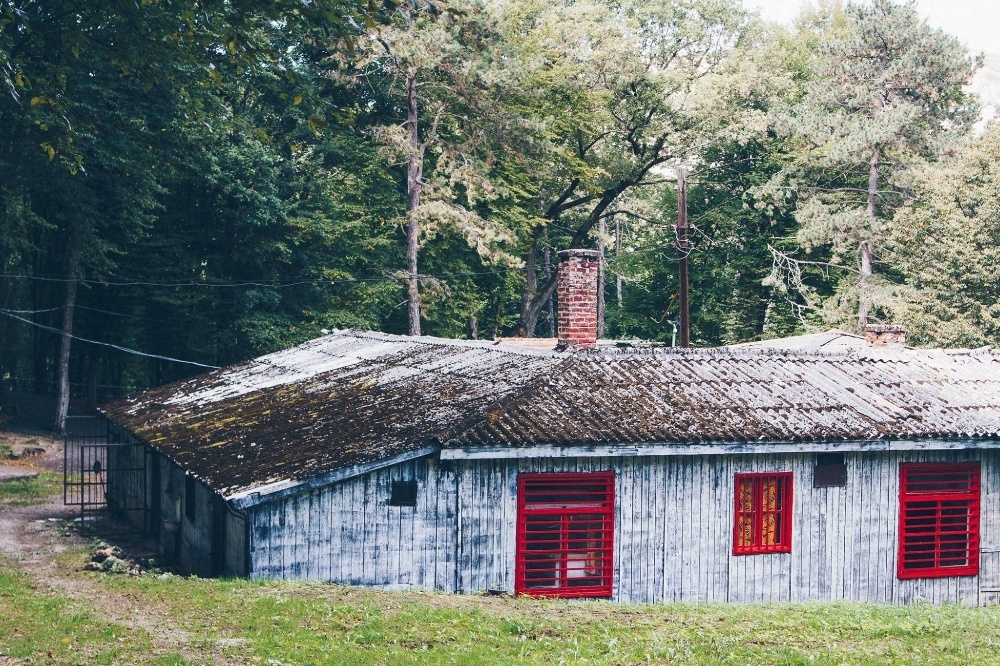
[0,486,245,663]
[0,496,236,664]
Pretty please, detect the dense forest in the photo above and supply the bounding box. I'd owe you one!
[0,0,995,429]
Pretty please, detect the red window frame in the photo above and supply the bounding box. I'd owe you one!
[515,472,615,598]
[898,462,980,579]
[733,472,793,555]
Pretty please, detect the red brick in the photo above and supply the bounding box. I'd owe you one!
[556,249,600,349]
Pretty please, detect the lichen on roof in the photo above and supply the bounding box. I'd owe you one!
[100,329,1000,499]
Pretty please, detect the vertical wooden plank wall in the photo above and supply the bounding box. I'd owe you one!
[249,458,459,591]
[248,449,998,605]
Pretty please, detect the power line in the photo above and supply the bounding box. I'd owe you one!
[2,306,64,314]
[0,266,543,288]
[0,309,220,370]
[10,303,170,322]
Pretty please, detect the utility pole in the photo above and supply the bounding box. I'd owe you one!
[676,166,690,348]
[597,216,606,339]
[615,220,623,309]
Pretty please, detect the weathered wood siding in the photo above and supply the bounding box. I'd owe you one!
[249,449,1000,604]
[249,457,458,590]
[143,452,248,578]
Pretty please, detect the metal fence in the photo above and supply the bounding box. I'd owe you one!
[64,416,147,531]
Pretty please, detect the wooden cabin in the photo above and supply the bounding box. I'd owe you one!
[100,251,1000,604]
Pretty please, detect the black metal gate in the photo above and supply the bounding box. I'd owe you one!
[64,416,148,531]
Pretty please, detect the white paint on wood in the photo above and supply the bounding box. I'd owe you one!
[247,449,1000,605]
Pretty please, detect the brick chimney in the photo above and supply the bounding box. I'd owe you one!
[865,324,907,348]
[557,249,600,348]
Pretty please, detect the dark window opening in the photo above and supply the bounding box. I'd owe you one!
[898,462,980,579]
[389,480,418,507]
[184,475,196,522]
[515,472,615,598]
[733,472,793,555]
[815,453,847,488]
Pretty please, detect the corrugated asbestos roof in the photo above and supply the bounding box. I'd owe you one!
[101,330,1000,499]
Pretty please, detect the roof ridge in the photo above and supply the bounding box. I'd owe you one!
[330,328,568,358]
[332,328,861,361]
[570,345,862,360]
[330,329,999,361]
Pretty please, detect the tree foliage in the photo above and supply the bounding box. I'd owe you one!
[0,0,996,421]
[888,125,1000,346]
[761,0,979,331]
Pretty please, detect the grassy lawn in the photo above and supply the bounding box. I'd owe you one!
[0,471,63,507]
[0,560,183,665]
[3,548,1000,665]
[2,468,999,666]
[93,574,1000,665]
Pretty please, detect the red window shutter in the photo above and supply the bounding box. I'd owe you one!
[515,472,615,598]
[733,472,793,555]
[898,462,980,579]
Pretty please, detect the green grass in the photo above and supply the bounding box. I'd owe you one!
[0,471,63,506]
[7,542,1000,664]
[0,559,184,665]
[92,573,1000,665]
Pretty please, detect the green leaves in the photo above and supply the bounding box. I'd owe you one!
[759,0,979,332]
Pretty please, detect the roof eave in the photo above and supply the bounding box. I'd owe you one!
[439,437,1000,460]
[227,443,441,510]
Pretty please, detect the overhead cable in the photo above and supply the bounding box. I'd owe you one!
[0,309,220,369]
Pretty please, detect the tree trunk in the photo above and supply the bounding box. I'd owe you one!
[405,72,422,336]
[54,244,81,434]
[857,147,879,331]
[518,243,539,337]
[543,243,555,337]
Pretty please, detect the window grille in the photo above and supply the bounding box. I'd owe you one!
[515,472,615,598]
[733,472,793,555]
[898,462,980,579]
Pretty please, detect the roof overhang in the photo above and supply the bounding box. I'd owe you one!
[228,444,440,510]
[439,439,1000,460]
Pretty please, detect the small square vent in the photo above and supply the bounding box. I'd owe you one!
[814,453,847,488]
[389,480,418,507]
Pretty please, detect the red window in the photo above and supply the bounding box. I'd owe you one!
[898,462,980,579]
[515,472,615,598]
[733,472,793,555]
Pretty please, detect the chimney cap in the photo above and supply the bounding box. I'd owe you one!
[557,248,600,261]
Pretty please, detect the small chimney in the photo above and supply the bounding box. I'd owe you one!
[865,324,907,348]
[557,249,600,348]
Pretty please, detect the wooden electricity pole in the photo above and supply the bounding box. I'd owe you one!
[676,166,690,348]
